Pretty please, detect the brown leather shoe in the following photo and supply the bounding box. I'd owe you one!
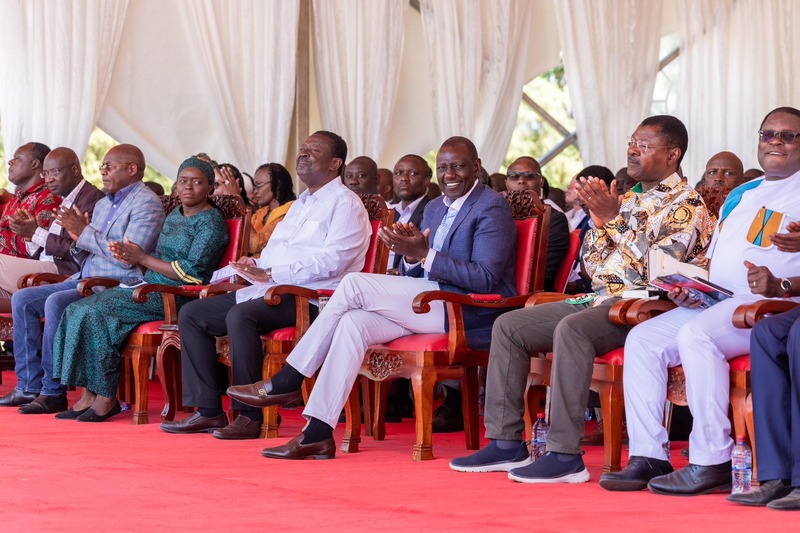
[160,412,228,434]
[212,415,261,440]
[226,380,302,409]
[18,394,68,414]
[261,434,335,460]
[0,388,38,407]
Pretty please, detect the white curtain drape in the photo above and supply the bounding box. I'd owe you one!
[0,0,128,165]
[311,0,406,162]
[676,0,800,182]
[419,0,534,172]
[184,1,299,173]
[555,0,662,172]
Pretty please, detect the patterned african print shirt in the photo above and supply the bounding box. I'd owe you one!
[0,180,62,257]
[583,172,714,305]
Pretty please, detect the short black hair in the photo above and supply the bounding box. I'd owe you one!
[441,136,478,162]
[760,106,800,129]
[313,130,348,176]
[255,162,296,205]
[640,115,688,167]
[27,142,51,165]
[399,154,432,177]
[577,165,615,186]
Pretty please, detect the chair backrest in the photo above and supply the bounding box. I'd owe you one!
[359,194,392,275]
[503,190,550,295]
[553,229,582,293]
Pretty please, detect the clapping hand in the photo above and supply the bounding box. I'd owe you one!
[56,205,89,241]
[575,177,621,228]
[109,237,145,265]
[378,222,431,263]
[9,209,38,239]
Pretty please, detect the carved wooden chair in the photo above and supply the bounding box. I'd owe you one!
[341,190,551,460]
[159,194,391,432]
[79,195,250,424]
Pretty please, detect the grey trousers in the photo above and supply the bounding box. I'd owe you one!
[484,298,631,454]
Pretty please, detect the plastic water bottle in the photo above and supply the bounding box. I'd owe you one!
[731,435,752,494]
[531,412,549,461]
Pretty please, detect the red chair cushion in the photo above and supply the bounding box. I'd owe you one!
[362,219,382,274]
[378,333,449,351]
[221,218,242,265]
[553,230,582,294]
[133,321,164,334]
[594,347,625,365]
[514,218,538,295]
[263,327,295,341]
[729,355,750,371]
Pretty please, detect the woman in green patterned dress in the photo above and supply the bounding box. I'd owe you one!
[52,157,228,422]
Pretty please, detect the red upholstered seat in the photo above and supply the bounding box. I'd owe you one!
[729,355,750,371]
[514,218,538,294]
[379,333,449,352]
[221,219,242,265]
[133,321,165,334]
[595,347,625,365]
[553,230,582,293]
[263,327,295,341]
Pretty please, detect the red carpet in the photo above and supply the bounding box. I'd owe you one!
[1,371,792,531]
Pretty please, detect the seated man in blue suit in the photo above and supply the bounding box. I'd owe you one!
[227,136,518,459]
[4,144,165,414]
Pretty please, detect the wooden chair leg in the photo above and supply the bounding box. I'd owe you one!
[262,356,283,438]
[597,380,624,473]
[372,380,390,441]
[730,375,748,444]
[461,366,480,450]
[340,380,362,453]
[411,367,436,461]
[157,345,179,421]
[130,348,151,425]
[745,393,758,484]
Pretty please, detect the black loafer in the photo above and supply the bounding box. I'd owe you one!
[767,488,800,511]
[18,394,68,414]
[648,462,732,496]
[599,456,674,491]
[0,389,38,407]
[727,479,792,506]
[55,406,92,420]
[77,402,123,422]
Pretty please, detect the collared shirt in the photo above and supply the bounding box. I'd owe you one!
[583,173,714,305]
[236,178,371,303]
[387,194,425,267]
[0,180,61,257]
[100,180,138,230]
[565,206,587,231]
[30,179,87,261]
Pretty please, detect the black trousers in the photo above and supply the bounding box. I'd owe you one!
[178,292,301,412]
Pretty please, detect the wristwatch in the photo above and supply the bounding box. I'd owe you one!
[264,267,273,282]
[780,278,792,298]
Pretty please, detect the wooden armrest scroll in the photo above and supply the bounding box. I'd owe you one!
[732,299,799,329]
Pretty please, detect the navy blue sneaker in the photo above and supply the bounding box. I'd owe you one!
[508,451,590,483]
[450,440,532,473]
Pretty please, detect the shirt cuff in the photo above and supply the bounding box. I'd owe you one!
[25,241,39,257]
[31,227,49,248]
[422,249,436,272]
[269,263,291,283]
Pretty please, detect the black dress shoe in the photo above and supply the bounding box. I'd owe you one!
[599,456,674,491]
[727,479,792,506]
[77,402,123,422]
[55,406,92,420]
[226,380,302,409]
[0,389,38,407]
[261,434,336,460]
[648,462,732,496]
[212,415,261,440]
[432,404,464,433]
[160,412,228,434]
[767,488,800,511]
[18,394,68,414]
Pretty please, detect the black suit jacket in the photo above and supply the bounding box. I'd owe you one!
[543,208,570,292]
[44,182,106,276]
[391,195,431,269]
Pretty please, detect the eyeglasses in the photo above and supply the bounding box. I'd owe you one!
[253,181,272,191]
[99,162,133,172]
[758,130,800,144]
[626,137,674,154]
[40,165,72,178]
[506,171,542,182]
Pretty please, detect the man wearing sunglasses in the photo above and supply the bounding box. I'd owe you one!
[603,106,800,497]
[505,157,570,292]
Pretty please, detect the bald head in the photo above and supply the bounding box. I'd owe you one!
[376,168,394,202]
[343,156,378,194]
[703,151,743,189]
[100,144,146,194]
[42,147,83,197]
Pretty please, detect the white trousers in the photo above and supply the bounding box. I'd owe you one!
[287,272,445,429]
[623,297,752,465]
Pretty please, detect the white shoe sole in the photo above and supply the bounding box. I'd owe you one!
[450,456,533,473]
[508,467,591,484]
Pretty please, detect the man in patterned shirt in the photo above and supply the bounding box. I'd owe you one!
[0,142,61,257]
[450,115,715,483]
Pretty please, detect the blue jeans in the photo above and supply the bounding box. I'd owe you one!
[11,279,81,396]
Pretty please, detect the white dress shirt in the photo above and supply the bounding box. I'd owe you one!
[387,194,425,267]
[236,178,371,303]
[28,179,87,261]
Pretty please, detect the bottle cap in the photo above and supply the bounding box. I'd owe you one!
[736,434,747,442]
[537,411,546,419]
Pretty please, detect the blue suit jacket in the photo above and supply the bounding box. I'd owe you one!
[73,180,165,284]
[404,182,516,349]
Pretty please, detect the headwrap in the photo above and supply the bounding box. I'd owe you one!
[178,156,215,185]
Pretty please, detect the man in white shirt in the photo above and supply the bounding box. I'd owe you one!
[160,131,371,440]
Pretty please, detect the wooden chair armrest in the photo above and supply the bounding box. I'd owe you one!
[19,272,68,289]
[608,298,639,325]
[623,299,677,325]
[524,292,571,307]
[264,284,322,306]
[77,277,121,296]
[732,299,800,329]
[131,283,205,303]
[200,282,248,298]
[411,290,538,314]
